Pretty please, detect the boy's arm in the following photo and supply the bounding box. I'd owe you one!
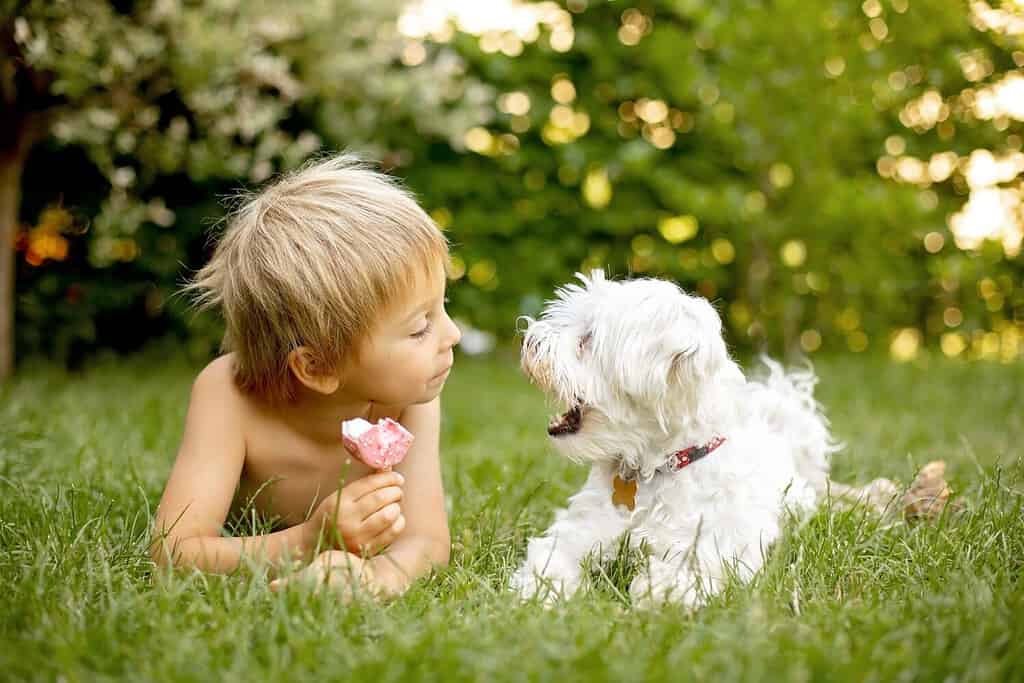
[152,360,316,574]
[368,396,450,594]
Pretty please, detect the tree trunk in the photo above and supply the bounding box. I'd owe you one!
[0,148,24,381]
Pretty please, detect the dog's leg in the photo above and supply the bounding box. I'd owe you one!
[827,477,900,515]
[630,522,771,610]
[629,554,715,610]
[511,465,632,603]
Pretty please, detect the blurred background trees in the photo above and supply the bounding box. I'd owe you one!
[1,0,491,374]
[2,0,1022,378]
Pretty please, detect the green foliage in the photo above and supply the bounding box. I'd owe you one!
[7,0,1023,364]
[7,0,490,361]
[420,0,1023,358]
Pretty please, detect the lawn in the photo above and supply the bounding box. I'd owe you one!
[1,350,1022,682]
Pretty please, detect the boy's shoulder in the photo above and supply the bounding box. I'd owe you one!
[194,353,237,389]
[191,354,248,411]
[190,354,292,440]
[188,353,274,448]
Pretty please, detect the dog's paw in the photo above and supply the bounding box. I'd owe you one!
[828,477,901,515]
[629,560,703,611]
[859,477,901,514]
[508,567,537,599]
[901,461,964,522]
[509,566,576,607]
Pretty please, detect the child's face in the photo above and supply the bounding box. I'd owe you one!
[343,266,462,406]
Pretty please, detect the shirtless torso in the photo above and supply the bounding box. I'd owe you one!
[233,388,402,528]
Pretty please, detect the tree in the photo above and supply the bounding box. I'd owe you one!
[407,0,1021,360]
[0,0,491,378]
[9,0,1021,367]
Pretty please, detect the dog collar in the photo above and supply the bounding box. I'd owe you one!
[612,436,727,511]
[665,435,727,472]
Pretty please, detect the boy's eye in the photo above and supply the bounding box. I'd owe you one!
[410,295,447,338]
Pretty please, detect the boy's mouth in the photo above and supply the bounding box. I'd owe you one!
[548,401,583,437]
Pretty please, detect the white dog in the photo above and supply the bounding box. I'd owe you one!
[510,271,896,608]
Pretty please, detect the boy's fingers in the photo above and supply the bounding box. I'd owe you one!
[361,503,402,538]
[356,486,403,519]
[344,471,405,501]
[365,513,406,553]
[387,513,406,538]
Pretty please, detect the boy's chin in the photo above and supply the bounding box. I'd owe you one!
[415,383,446,403]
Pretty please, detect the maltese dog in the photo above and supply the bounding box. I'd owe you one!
[510,271,897,608]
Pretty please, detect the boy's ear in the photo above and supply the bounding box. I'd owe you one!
[287,347,340,395]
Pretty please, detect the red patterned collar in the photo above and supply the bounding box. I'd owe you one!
[664,435,727,472]
[617,435,728,483]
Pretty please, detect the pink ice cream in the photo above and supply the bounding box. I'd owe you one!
[341,417,414,470]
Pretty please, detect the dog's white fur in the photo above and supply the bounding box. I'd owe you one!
[510,271,895,608]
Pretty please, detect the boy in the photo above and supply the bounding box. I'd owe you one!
[152,153,462,597]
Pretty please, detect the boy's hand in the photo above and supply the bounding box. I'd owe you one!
[268,551,408,601]
[269,550,377,601]
[306,471,406,555]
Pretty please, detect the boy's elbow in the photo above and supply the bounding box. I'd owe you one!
[150,533,203,571]
[150,532,183,569]
[427,531,451,567]
[151,543,175,571]
[434,540,451,567]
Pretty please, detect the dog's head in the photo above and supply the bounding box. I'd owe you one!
[519,270,740,469]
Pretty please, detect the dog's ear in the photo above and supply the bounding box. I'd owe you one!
[613,329,703,429]
[667,338,711,390]
[668,298,720,379]
[668,345,701,382]
[629,343,704,434]
[615,297,708,403]
[660,298,738,420]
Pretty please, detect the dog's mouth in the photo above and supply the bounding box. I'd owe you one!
[548,400,584,437]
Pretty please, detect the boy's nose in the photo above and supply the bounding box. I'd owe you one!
[444,315,462,349]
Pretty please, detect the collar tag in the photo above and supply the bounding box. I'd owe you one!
[612,475,637,511]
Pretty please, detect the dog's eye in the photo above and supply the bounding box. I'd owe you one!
[577,331,592,358]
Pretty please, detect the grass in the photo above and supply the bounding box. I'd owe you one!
[1,349,1022,682]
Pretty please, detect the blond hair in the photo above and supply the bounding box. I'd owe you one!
[184,152,449,404]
